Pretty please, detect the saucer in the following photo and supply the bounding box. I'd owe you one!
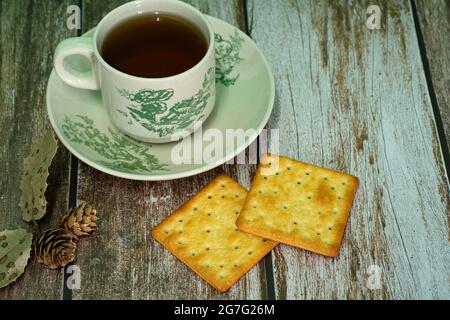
[47,16,274,181]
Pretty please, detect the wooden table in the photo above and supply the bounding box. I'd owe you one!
[1,0,449,300]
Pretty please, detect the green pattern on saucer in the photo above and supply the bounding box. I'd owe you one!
[62,115,167,173]
[215,30,244,86]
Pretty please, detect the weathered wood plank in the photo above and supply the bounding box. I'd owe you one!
[415,0,450,157]
[247,0,449,299]
[0,0,74,299]
[72,0,266,299]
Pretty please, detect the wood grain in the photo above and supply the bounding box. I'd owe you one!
[0,0,74,299]
[415,0,450,156]
[247,0,449,299]
[72,0,266,299]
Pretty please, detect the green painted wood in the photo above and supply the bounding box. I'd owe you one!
[415,0,450,156]
[72,0,267,299]
[247,0,449,299]
[0,0,74,299]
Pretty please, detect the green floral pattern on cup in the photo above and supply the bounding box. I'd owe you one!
[62,115,167,173]
[117,67,214,137]
[215,30,244,87]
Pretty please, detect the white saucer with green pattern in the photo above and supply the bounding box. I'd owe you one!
[47,16,274,181]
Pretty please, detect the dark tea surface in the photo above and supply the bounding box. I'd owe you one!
[101,13,208,78]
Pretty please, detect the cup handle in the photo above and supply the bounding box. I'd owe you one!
[53,37,100,90]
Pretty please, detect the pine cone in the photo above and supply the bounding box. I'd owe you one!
[60,202,98,237]
[34,229,77,269]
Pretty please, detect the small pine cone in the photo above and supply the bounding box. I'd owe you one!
[60,202,98,237]
[34,229,77,269]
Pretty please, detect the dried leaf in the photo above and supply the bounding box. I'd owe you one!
[0,229,33,288]
[20,128,58,222]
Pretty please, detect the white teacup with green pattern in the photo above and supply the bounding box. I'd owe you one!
[53,0,215,143]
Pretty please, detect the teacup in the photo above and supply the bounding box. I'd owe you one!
[53,0,215,143]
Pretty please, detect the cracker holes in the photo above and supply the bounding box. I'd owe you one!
[297,181,301,185]
[328,226,333,230]
[258,190,263,194]
[220,265,224,268]
[287,167,291,170]
[193,207,198,211]
[205,247,210,251]
[264,177,268,180]
[234,264,238,268]
[323,177,328,181]
[316,232,321,236]
[331,187,335,190]
[178,219,183,223]
[283,205,288,210]
[234,246,239,250]
[221,195,225,199]
[235,228,239,232]
[208,212,212,216]
[305,172,310,176]
[235,194,239,198]
[307,196,312,200]
[337,196,342,200]
[248,251,252,255]
[221,184,225,188]
[164,230,170,234]
[333,210,338,215]
[293,221,298,225]
[275,172,280,176]
[178,231,182,234]
[208,195,212,199]
[191,253,196,256]
[177,241,182,244]
[206,230,210,233]
[235,211,239,215]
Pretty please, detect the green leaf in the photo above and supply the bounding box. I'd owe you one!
[20,128,58,222]
[0,229,33,288]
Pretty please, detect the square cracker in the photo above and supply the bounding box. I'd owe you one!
[236,154,359,257]
[151,174,278,292]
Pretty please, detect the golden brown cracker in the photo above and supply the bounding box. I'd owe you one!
[236,154,358,257]
[151,174,277,292]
